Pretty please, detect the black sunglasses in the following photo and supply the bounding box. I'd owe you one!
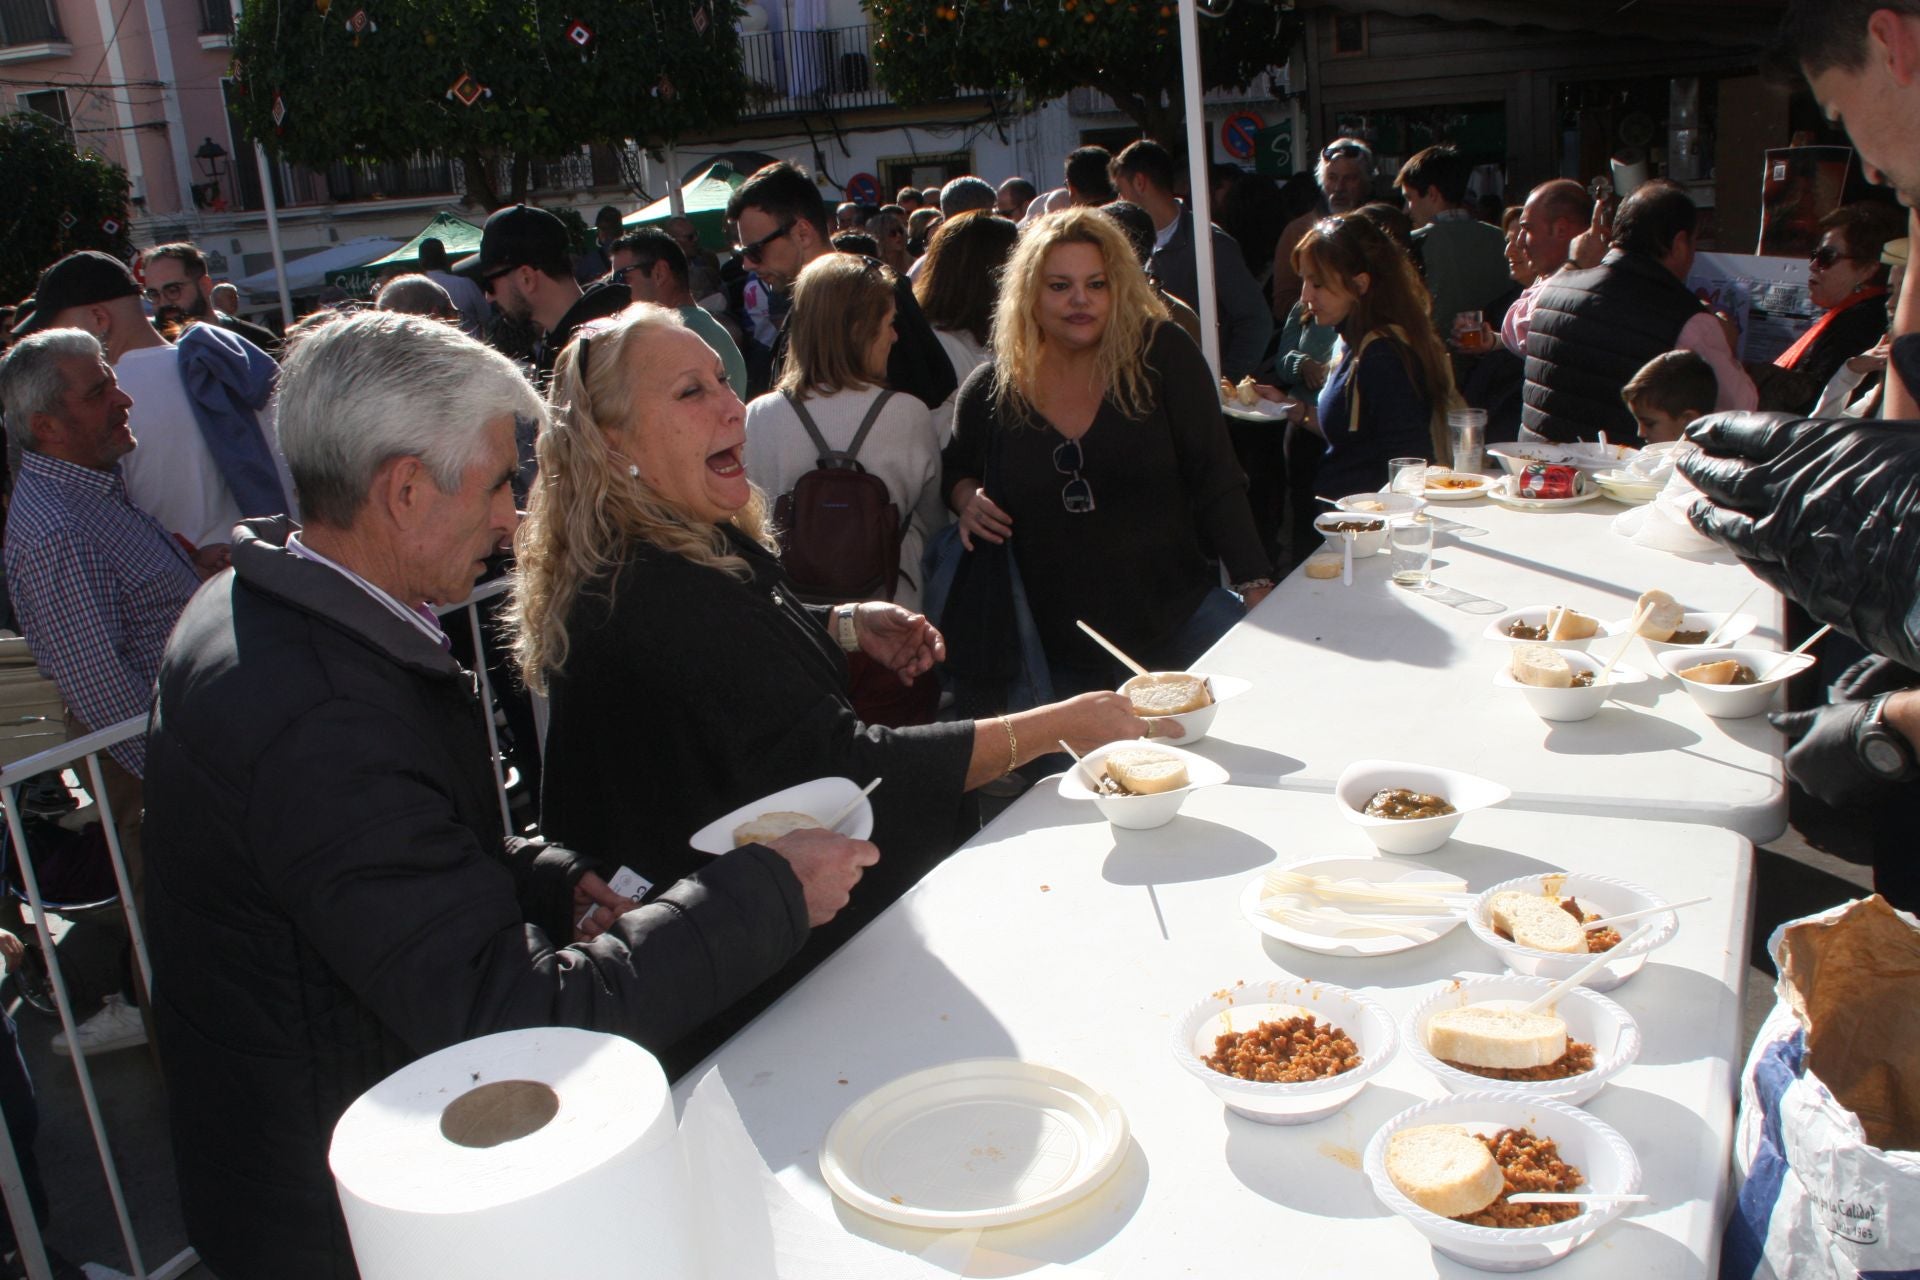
[480,265,515,295]
[1809,245,1863,269]
[735,220,795,265]
[1053,437,1094,514]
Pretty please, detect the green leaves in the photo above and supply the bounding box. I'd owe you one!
[0,113,133,303]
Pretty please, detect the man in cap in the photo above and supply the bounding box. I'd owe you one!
[573,204,625,283]
[10,251,289,551]
[456,204,629,385]
[140,243,279,354]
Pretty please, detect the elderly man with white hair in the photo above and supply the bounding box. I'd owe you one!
[141,312,880,1280]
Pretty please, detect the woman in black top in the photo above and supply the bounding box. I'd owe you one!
[508,306,1147,1066]
[942,207,1274,697]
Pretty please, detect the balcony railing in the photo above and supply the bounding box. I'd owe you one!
[740,22,973,118]
[198,0,233,35]
[0,0,65,45]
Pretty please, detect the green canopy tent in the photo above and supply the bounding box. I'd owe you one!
[622,163,745,251]
[325,211,485,295]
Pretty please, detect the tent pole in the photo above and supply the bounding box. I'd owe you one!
[1177,0,1221,378]
[666,143,687,217]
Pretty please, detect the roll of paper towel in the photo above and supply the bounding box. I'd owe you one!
[331,1027,701,1279]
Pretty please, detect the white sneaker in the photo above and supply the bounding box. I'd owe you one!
[51,994,147,1057]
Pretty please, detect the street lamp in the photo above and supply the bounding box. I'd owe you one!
[196,136,229,209]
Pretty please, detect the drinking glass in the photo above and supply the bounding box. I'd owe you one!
[1447,409,1487,473]
[1391,514,1434,589]
[1389,457,1428,497]
[1453,310,1486,353]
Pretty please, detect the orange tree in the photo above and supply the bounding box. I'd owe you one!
[229,0,748,209]
[867,0,1303,146]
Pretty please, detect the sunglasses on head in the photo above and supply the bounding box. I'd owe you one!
[735,220,795,265]
[1321,142,1368,163]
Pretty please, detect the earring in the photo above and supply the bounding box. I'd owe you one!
[627,464,639,478]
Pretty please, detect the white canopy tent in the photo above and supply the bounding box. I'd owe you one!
[233,237,402,304]
[1179,0,1221,377]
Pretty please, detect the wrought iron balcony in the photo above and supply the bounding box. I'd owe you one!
[0,0,65,46]
[737,22,987,118]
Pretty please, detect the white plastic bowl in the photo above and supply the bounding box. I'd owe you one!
[1656,647,1814,720]
[1492,649,1648,723]
[1055,739,1229,830]
[1403,975,1640,1106]
[1637,611,1761,659]
[1314,511,1392,557]
[1334,759,1511,856]
[1115,672,1251,746]
[1466,873,1677,992]
[1364,1091,1642,1271]
[1172,977,1397,1125]
[1335,491,1424,520]
[1481,607,1626,652]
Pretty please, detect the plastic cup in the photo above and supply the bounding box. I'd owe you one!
[1391,514,1433,589]
[1447,409,1487,473]
[1389,457,1428,497]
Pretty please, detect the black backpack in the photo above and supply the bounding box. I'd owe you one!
[772,390,903,604]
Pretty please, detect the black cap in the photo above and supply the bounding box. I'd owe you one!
[452,204,571,277]
[11,251,140,337]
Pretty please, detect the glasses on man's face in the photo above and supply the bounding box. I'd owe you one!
[142,280,193,304]
[735,220,795,265]
[1053,437,1095,514]
[480,266,516,298]
[1809,245,1859,269]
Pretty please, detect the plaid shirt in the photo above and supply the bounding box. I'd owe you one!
[3,451,203,777]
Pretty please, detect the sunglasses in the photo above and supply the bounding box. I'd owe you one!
[1053,437,1094,514]
[1321,142,1369,163]
[735,220,795,265]
[1809,245,1863,269]
[480,265,517,296]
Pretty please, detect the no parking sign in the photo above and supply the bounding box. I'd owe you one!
[1221,112,1264,162]
[845,172,880,206]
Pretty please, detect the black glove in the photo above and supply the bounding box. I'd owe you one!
[1679,412,1920,672]
[1769,701,1888,809]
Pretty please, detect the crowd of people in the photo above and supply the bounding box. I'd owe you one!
[0,0,1918,1267]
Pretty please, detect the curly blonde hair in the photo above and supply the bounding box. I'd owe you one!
[509,304,775,693]
[991,206,1168,424]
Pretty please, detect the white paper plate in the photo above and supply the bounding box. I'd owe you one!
[1421,473,1496,502]
[1220,396,1291,421]
[686,776,874,854]
[1486,476,1604,511]
[820,1059,1129,1229]
[1238,856,1468,957]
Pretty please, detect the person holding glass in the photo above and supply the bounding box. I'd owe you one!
[1292,213,1460,500]
[941,207,1274,698]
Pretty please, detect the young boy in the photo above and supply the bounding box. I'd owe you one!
[1621,350,1718,443]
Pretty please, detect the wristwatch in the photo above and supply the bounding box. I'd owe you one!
[833,604,860,653]
[1856,693,1919,781]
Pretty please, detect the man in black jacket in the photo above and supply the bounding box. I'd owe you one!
[726,160,958,411]
[455,203,630,387]
[143,311,877,1280]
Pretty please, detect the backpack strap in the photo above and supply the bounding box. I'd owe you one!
[780,390,836,464]
[844,389,896,463]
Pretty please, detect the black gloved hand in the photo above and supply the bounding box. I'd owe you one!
[1769,701,1887,809]
[1680,412,1920,672]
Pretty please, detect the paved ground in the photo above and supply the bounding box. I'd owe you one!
[7,792,1880,1279]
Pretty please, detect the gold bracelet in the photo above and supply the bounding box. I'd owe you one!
[998,714,1018,776]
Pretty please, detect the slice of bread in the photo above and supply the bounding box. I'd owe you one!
[1488,891,1587,953]
[1547,609,1600,641]
[731,810,823,847]
[1427,1006,1569,1069]
[1386,1124,1505,1219]
[1304,553,1343,579]
[1679,659,1743,685]
[1124,672,1212,716]
[1635,589,1686,642]
[1103,747,1189,795]
[1510,644,1574,689]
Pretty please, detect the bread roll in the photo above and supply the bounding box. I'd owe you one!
[1124,672,1212,716]
[1304,553,1343,580]
[1634,589,1687,642]
[1103,747,1189,795]
[1386,1124,1505,1219]
[1547,609,1600,641]
[1510,644,1574,689]
[1235,375,1260,407]
[1427,1006,1569,1070]
[1488,890,1587,953]
[1679,659,1743,685]
[731,810,823,847]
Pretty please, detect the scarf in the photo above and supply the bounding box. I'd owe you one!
[1775,285,1888,371]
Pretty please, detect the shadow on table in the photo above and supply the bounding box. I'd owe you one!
[1257,928,1488,990]
[1192,740,1305,787]
[1589,1083,1723,1213]
[1230,591,1462,669]
[1606,962,1741,1068]
[1220,1083,1421,1217]
[822,1136,1149,1272]
[1542,706,1700,755]
[1454,538,1643,610]
[1101,818,1274,886]
[1593,1220,1712,1276]
[1420,839,1564,885]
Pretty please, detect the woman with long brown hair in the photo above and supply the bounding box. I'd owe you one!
[1292,212,1460,498]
